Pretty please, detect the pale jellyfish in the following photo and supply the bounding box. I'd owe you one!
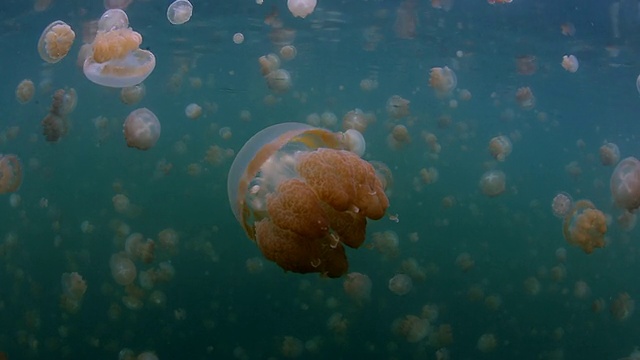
[343,272,372,305]
[287,0,317,18]
[167,0,193,25]
[388,274,413,295]
[561,55,579,73]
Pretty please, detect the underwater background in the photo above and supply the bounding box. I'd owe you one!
[1,0,640,359]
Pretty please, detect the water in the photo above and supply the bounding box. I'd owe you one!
[1,0,640,358]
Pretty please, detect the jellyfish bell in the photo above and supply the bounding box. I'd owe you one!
[287,0,317,18]
[429,66,457,97]
[110,252,137,285]
[551,192,573,218]
[599,142,620,166]
[479,170,506,197]
[561,55,579,73]
[341,129,366,156]
[167,0,193,25]
[98,8,129,31]
[266,69,292,93]
[562,200,607,254]
[84,49,155,88]
[38,20,76,63]
[610,157,640,211]
[123,108,161,150]
[16,79,35,104]
[227,123,389,277]
[488,135,512,162]
[0,154,23,194]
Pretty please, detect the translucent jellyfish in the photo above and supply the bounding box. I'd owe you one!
[388,124,411,149]
[60,272,87,313]
[227,123,389,277]
[610,157,640,211]
[185,103,203,119]
[123,108,161,150]
[561,22,576,36]
[599,142,620,166]
[341,129,366,157]
[258,53,281,76]
[342,109,369,133]
[573,280,591,299]
[477,333,498,353]
[167,0,193,25]
[120,83,146,105]
[551,192,573,218]
[280,45,297,61]
[343,272,372,305]
[388,274,413,295]
[15,79,35,104]
[83,10,155,88]
[38,21,75,63]
[287,0,317,18]
[0,154,23,194]
[386,95,410,119]
[515,55,537,75]
[515,86,535,110]
[488,135,512,162]
[561,55,579,73]
[562,200,607,254]
[392,315,430,343]
[110,252,137,285]
[233,32,245,44]
[455,252,474,272]
[479,170,506,197]
[611,292,635,321]
[429,66,457,97]
[266,69,292,93]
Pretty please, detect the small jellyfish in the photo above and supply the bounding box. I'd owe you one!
[488,135,512,162]
[266,69,292,93]
[561,22,576,36]
[123,108,161,150]
[342,109,369,133]
[636,74,640,96]
[0,154,23,194]
[386,95,410,119]
[610,157,640,211]
[341,129,366,157]
[15,79,35,104]
[561,55,579,73]
[479,170,506,197]
[515,55,537,75]
[429,66,457,97]
[120,83,146,105]
[233,32,245,44]
[477,333,498,353]
[38,21,75,63]
[611,292,635,321]
[185,103,203,119]
[599,142,620,166]
[562,200,607,254]
[515,87,535,110]
[110,252,137,286]
[167,0,193,25]
[279,45,297,60]
[343,272,372,305]
[392,315,430,343]
[388,274,413,295]
[551,192,573,218]
[287,0,317,18]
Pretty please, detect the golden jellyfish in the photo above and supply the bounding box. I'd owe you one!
[123,108,161,150]
[120,83,146,105]
[386,95,410,119]
[611,157,640,211]
[388,274,413,295]
[227,123,389,277]
[561,55,579,73]
[388,124,411,148]
[479,170,506,197]
[287,0,317,18]
[515,86,535,110]
[342,108,369,133]
[429,66,457,98]
[0,154,23,194]
[110,252,137,285]
[258,53,281,76]
[83,9,156,88]
[167,0,193,25]
[488,135,512,162]
[38,21,76,63]
[392,315,430,343]
[343,272,372,305]
[185,103,203,119]
[611,292,635,321]
[562,200,607,254]
[280,45,297,61]
[477,333,498,353]
[15,79,35,104]
[266,69,292,93]
[599,142,620,166]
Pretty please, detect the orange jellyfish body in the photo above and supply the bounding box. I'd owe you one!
[228,123,389,277]
[38,21,75,63]
[562,200,607,254]
[0,154,23,194]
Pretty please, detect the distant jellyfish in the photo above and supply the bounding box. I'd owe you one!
[281,336,304,358]
[110,252,137,286]
[477,333,498,353]
[562,200,607,254]
[488,135,512,162]
[185,103,203,119]
[167,0,193,25]
[343,272,372,305]
[386,95,410,119]
[611,292,635,321]
[287,0,317,18]
[342,109,369,133]
[389,124,411,147]
[599,142,620,166]
[392,315,430,343]
[388,274,413,295]
[515,87,535,110]
[515,55,537,75]
[561,22,576,36]
[120,83,146,105]
[0,154,23,194]
[610,157,640,211]
[266,69,292,93]
[60,272,87,313]
[233,32,245,44]
[636,75,640,95]
[551,192,573,218]
[38,21,75,63]
[479,170,506,197]
[561,55,579,73]
[455,252,475,271]
[123,108,161,150]
[15,79,35,104]
[429,66,457,98]
[280,45,297,60]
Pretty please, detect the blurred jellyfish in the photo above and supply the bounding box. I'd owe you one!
[343,272,372,305]
[360,78,379,92]
[123,108,161,150]
[388,274,413,295]
[342,109,370,133]
[110,252,137,285]
[479,170,506,197]
[392,315,430,343]
[394,0,418,39]
[120,83,146,105]
[280,45,297,61]
[386,95,410,119]
[515,87,535,110]
[455,252,474,272]
[419,167,439,185]
[551,192,573,218]
[266,69,292,93]
[599,142,620,166]
[185,103,203,119]
[610,157,640,211]
[167,0,193,25]
[523,276,541,295]
[477,333,497,353]
[515,55,537,75]
[617,210,637,232]
[233,32,245,44]
[287,0,317,18]
[429,66,457,98]
[573,280,591,299]
[562,200,607,254]
[488,135,512,161]
[60,272,87,313]
[388,124,411,149]
[104,0,133,9]
[41,89,71,142]
[611,292,635,321]
[0,154,23,194]
[561,22,576,36]
[15,79,35,104]
[561,55,579,73]
[38,21,75,63]
[281,336,304,358]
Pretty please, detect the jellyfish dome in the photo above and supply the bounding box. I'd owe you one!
[227,123,389,277]
[611,157,640,211]
[562,200,607,254]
